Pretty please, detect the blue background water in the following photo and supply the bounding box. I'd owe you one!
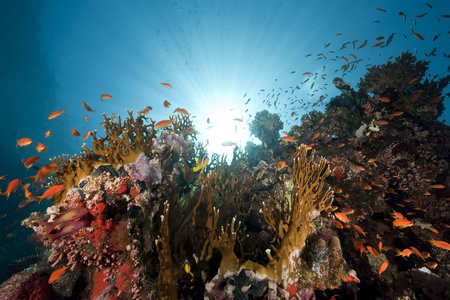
[0,0,449,282]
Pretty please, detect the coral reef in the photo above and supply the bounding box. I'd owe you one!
[249,109,284,148]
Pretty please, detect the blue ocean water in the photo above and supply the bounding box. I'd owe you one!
[0,0,449,284]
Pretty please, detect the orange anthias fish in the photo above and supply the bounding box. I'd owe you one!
[163,100,171,107]
[312,132,320,140]
[71,128,80,137]
[155,119,174,128]
[424,261,438,269]
[82,102,95,113]
[16,138,32,147]
[429,184,445,189]
[281,136,295,143]
[430,239,450,250]
[193,154,209,173]
[379,261,388,275]
[374,120,389,125]
[332,219,344,229]
[37,184,65,203]
[276,161,287,171]
[22,156,40,170]
[28,163,58,183]
[48,265,69,284]
[395,248,412,257]
[335,212,350,223]
[1,179,21,200]
[393,218,414,229]
[160,82,172,88]
[256,169,265,180]
[378,97,390,103]
[389,111,404,118]
[174,107,189,115]
[48,109,66,119]
[36,143,48,153]
[44,130,52,138]
[82,130,92,141]
[100,94,113,101]
[353,224,367,236]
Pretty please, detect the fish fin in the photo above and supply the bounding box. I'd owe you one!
[193,166,200,172]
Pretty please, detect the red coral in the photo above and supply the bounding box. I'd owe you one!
[90,269,108,300]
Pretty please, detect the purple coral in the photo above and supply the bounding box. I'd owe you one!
[129,153,162,188]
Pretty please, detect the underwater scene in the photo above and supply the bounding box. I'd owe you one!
[1,0,450,299]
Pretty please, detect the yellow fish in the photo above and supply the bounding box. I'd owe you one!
[193,154,208,172]
[184,259,193,276]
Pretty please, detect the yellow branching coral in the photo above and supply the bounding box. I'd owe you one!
[243,144,334,280]
[155,201,177,300]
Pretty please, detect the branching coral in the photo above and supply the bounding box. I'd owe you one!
[243,144,334,280]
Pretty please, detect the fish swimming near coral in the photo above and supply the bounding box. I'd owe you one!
[82,101,95,113]
[48,109,66,120]
[37,184,65,203]
[22,156,40,170]
[1,179,21,200]
[184,259,193,276]
[100,94,113,101]
[27,163,58,183]
[155,119,174,128]
[48,265,68,283]
[16,138,32,147]
[193,154,208,172]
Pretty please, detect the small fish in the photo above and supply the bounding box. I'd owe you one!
[371,41,385,48]
[27,163,58,183]
[393,218,414,229]
[353,224,367,236]
[163,100,171,108]
[16,138,32,147]
[184,259,193,276]
[375,36,384,41]
[83,115,89,123]
[385,33,395,47]
[374,120,388,125]
[160,82,172,88]
[35,143,48,153]
[395,248,412,257]
[311,132,320,140]
[281,136,295,143]
[335,212,350,223]
[44,130,52,138]
[71,128,80,137]
[82,102,95,113]
[1,179,21,200]
[432,34,440,42]
[100,94,112,101]
[353,165,365,171]
[193,154,208,172]
[332,219,344,229]
[378,97,390,103]
[48,109,66,119]
[389,111,404,118]
[430,239,450,250]
[82,130,92,141]
[48,265,69,284]
[16,198,38,211]
[357,40,368,50]
[277,161,287,171]
[256,169,265,180]
[379,261,388,275]
[430,97,443,103]
[424,261,437,269]
[174,107,189,115]
[155,119,174,128]
[429,184,445,189]
[22,156,40,170]
[375,8,386,13]
[412,31,424,41]
[399,11,407,22]
[37,184,65,203]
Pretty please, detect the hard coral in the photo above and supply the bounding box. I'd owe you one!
[249,110,284,147]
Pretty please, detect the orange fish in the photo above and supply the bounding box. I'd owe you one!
[353,224,367,236]
[393,218,414,229]
[71,128,80,137]
[337,143,345,148]
[409,246,425,260]
[367,245,380,257]
[174,107,189,115]
[21,183,35,199]
[83,115,89,123]
[424,261,437,269]
[100,94,113,101]
[430,239,450,250]
[27,163,58,183]
[48,265,69,284]
[375,36,384,41]
[421,252,430,259]
[374,120,388,125]
[395,248,412,257]
[303,72,312,75]
[349,54,357,60]
[353,165,365,171]
[318,117,324,124]
[312,132,320,140]
[357,40,368,49]
[361,183,372,190]
[82,130,92,141]
[406,78,418,85]
[426,227,439,234]
[22,156,40,170]
[163,100,171,108]
[48,109,66,120]
[36,143,48,153]
[332,219,344,229]
[82,102,95,113]
[16,138,32,147]
[335,212,350,223]
[429,184,445,189]
[389,111,403,118]
[1,179,21,200]
[371,41,385,48]
[37,184,65,203]
[155,119,174,128]
[378,97,390,103]
[44,130,52,138]
[160,82,172,88]
[379,261,388,275]
[281,136,295,143]
[430,97,443,103]
[276,161,287,171]
[256,169,265,180]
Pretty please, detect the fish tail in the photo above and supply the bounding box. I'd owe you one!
[26,175,38,184]
[193,166,200,172]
